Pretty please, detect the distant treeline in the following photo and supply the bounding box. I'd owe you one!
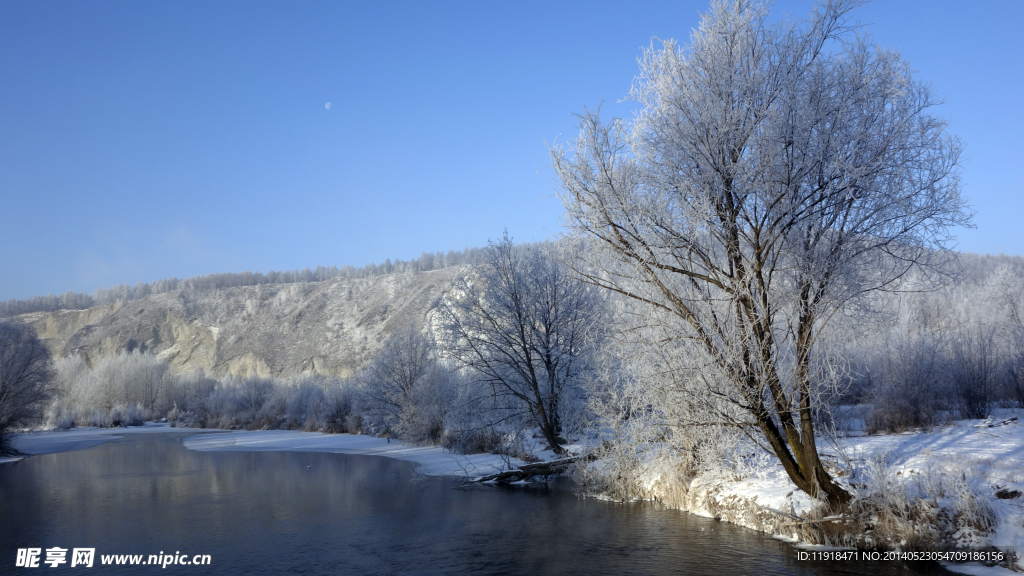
[1,247,487,318]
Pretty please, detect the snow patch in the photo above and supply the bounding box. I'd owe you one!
[182,429,522,477]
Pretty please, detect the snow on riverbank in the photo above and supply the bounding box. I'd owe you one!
[634,412,1024,573]
[841,415,1024,573]
[1,424,524,479]
[0,422,203,464]
[182,429,523,477]
[7,416,1022,573]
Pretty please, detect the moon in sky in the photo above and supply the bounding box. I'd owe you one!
[325,102,331,110]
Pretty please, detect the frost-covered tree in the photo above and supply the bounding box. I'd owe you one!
[436,233,603,454]
[0,322,55,453]
[552,0,969,506]
[363,324,436,438]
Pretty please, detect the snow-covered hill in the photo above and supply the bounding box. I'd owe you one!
[14,267,466,378]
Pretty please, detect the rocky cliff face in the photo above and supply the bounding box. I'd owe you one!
[17,267,464,378]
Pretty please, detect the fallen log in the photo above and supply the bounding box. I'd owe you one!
[778,515,852,528]
[471,454,591,484]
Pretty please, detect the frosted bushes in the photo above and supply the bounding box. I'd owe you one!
[845,454,996,550]
[44,345,470,443]
[237,376,274,416]
[359,326,471,445]
[573,321,750,502]
[866,381,948,434]
[44,352,366,432]
[728,445,776,483]
[320,385,358,434]
[949,324,999,420]
[576,425,745,503]
[45,357,145,428]
[70,403,149,428]
[190,374,364,432]
[201,379,244,428]
[78,404,142,428]
[863,327,1001,432]
[167,369,216,422]
[44,356,97,429]
[283,379,325,429]
[304,377,362,434]
[360,325,434,440]
[203,376,279,429]
[574,428,664,502]
[45,352,174,428]
[102,403,146,427]
[948,471,996,542]
[398,366,460,444]
[911,458,997,543]
[441,411,533,459]
[859,453,920,540]
[124,403,145,426]
[107,404,126,427]
[89,407,113,428]
[441,426,505,456]
[435,375,541,457]
[258,376,346,432]
[574,404,733,503]
[863,334,952,434]
[829,404,869,435]
[91,352,172,414]
[847,261,1024,432]
[45,402,75,429]
[362,364,464,444]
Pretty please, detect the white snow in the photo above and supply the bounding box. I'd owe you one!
[8,417,1024,503]
[7,416,1023,573]
[836,415,1024,574]
[3,424,524,479]
[675,411,1024,574]
[5,422,199,458]
[182,429,523,477]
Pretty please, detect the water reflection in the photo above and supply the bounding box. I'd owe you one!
[0,433,949,575]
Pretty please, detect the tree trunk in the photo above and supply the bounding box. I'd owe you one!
[541,420,566,455]
[757,413,851,510]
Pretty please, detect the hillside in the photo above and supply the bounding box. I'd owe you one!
[15,267,465,378]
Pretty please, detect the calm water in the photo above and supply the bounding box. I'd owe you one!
[0,433,949,575]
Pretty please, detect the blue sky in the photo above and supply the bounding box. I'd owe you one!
[1,0,1021,301]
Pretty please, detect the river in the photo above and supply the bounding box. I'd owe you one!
[0,432,951,575]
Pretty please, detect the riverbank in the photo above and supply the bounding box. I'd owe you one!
[1,424,525,478]
[181,428,525,476]
[3,431,852,576]
[7,418,1021,574]
[628,413,1024,575]
[0,423,206,464]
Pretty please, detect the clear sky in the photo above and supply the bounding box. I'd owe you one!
[1,0,1021,301]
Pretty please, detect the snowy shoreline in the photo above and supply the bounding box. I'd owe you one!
[5,420,1023,574]
[1,423,523,479]
[0,423,208,464]
[629,414,1024,575]
[180,428,524,477]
